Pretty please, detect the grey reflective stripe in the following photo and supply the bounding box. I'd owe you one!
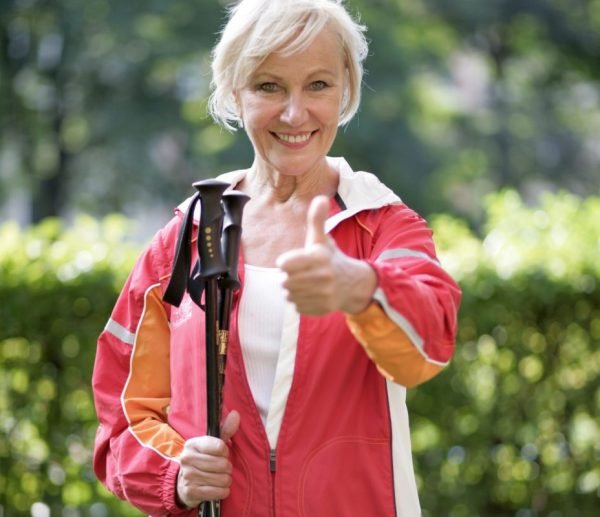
[376,248,441,267]
[372,288,448,367]
[105,318,136,346]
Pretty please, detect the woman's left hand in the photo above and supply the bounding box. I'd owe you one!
[276,196,377,316]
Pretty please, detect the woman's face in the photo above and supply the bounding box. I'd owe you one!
[237,27,346,178]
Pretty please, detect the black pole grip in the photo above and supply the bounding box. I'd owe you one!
[194,179,230,279]
[220,190,250,291]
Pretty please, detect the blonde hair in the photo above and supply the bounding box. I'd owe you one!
[209,0,368,131]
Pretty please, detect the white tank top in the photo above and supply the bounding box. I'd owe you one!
[238,264,287,426]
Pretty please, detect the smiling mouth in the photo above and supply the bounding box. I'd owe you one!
[273,131,315,144]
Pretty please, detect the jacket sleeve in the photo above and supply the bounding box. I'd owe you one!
[345,204,461,388]
[92,220,193,516]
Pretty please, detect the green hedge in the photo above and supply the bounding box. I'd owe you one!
[0,216,141,516]
[1,191,598,516]
[414,191,600,516]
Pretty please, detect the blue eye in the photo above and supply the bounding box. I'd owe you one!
[258,82,278,92]
[310,80,328,91]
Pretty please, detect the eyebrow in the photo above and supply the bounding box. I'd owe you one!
[253,68,338,82]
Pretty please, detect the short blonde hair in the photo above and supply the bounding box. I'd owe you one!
[209,0,368,131]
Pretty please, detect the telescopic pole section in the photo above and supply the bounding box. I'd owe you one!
[204,276,220,438]
[199,278,220,517]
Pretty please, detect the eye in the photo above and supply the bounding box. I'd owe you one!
[309,80,328,91]
[257,82,279,93]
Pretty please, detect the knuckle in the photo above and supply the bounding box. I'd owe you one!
[197,436,221,454]
[214,440,228,456]
[219,459,233,474]
[221,457,233,472]
[322,270,335,284]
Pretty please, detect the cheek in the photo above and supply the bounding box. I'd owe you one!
[241,98,280,127]
[318,99,343,126]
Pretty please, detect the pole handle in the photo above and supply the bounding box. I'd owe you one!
[194,179,230,278]
[220,190,250,290]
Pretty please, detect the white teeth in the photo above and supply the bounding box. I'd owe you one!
[277,133,311,143]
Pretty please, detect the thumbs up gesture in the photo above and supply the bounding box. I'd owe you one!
[276,196,377,316]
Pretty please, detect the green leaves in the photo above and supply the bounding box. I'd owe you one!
[0,216,141,516]
[411,190,600,515]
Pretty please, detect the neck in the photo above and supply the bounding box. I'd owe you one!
[242,158,338,203]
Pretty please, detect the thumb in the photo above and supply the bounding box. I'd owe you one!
[305,196,330,248]
[220,410,241,442]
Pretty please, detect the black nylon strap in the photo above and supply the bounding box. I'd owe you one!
[163,193,203,307]
[187,260,206,308]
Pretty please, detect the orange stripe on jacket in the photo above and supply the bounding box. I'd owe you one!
[122,285,185,458]
[346,302,444,388]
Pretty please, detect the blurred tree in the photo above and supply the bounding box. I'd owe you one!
[415,0,600,217]
[1,0,599,226]
[0,0,243,223]
[338,0,600,220]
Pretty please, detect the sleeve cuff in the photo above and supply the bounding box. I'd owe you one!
[160,459,195,516]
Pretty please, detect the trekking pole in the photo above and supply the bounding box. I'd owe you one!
[201,191,250,517]
[163,179,249,517]
[193,180,230,517]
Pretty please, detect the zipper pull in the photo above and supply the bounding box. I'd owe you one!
[270,449,276,472]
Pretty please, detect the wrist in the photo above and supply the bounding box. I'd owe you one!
[175,467,194,510]
[340,259,378,314]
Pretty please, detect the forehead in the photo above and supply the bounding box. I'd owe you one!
[253,26,344,77]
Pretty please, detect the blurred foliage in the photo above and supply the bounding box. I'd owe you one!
[411,190,600,516]
[1,0,599,225]
[1,190,599,515]
[0,216,141,516]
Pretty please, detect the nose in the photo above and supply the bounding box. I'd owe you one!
[280,91,308,126]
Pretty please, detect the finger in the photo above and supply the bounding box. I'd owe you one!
[189,485,232,504]
[184,436,229,457]
[180,451,232,474]
[305,196,330,248]
[276,248,309,272]
[220,410,241,443]
[277,244,332,274]
[184,469,233,488]
[177,470,232,507]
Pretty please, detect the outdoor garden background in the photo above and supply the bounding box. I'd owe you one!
[1,0,599,515]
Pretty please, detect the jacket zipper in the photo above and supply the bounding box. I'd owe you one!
[270,449,276,516]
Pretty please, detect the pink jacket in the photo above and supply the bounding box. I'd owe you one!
[92,158,461,516]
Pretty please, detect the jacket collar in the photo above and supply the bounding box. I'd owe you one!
[175,157,401,231]
[325,157,401,232]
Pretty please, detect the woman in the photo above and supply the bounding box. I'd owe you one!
[92,0,461,515]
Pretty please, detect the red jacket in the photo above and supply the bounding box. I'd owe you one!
[92,158,461,516]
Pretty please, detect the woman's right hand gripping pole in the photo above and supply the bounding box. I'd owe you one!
[176,411,241,508]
